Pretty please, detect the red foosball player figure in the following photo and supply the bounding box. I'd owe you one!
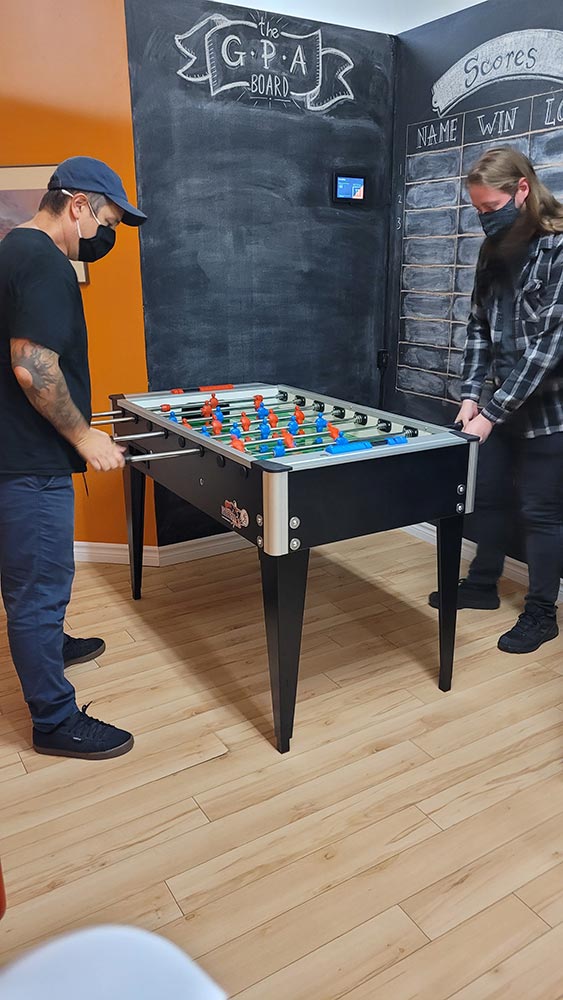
[267,410,279,428]
[294,406,305,424]
[181,419,192,428]
[240,412,251,432]
[230,436,245,452]
[327,423,340,440]
[211,417,222,436]
[281,430,295,449]
[253,394,264,410]
[201,401,213,418]
[209,393,219,409]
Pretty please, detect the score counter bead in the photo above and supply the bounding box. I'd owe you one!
[160,404,171,412]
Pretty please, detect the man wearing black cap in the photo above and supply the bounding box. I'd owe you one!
[0,156,146,759]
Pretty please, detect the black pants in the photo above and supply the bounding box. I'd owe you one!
[467,428,563,614]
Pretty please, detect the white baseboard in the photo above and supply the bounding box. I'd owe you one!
[74,525,563,601]
[157,533,253,566]
[402,522,563,602]
[73,533,252,567]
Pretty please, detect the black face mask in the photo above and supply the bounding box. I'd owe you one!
[478,197,520,240]
[77,224,116,262]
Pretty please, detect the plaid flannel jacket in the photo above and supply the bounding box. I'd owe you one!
[461,232,563,438]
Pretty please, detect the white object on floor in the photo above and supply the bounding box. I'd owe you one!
[0,925,226,999]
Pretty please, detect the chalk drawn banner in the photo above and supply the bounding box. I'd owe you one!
[175,12,354,112]
[432,29,563,117]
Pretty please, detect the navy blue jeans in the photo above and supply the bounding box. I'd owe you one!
[467,429,563,614]
[0,475,78,730]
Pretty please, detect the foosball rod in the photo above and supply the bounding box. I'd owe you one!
[125,448,200,464]
[171,412,364,434]
[158,402,392,431]
[146,398,330,420]
[91,417,134,426]
[114,431,166,442]
[244,433,394,456]
[204,420,364,444]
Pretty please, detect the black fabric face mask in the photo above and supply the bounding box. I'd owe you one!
[478,197,520,240]
[77,224,116,262]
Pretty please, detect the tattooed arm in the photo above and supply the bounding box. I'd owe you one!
[10,338,125,471]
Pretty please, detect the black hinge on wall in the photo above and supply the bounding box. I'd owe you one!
[377,349,389,408]
[377,349,389,372]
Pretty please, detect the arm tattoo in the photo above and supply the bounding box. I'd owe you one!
[10,339,89,444]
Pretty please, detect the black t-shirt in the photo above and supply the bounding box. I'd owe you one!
[0,228,91,474]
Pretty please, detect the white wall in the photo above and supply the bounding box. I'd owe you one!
[223,0,486,35]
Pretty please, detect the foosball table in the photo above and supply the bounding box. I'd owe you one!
[105,382,479,753]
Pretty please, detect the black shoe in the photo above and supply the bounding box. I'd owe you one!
[428,578,500,610]
[33,703,134,759]
[63,634,106,667]
[497,607,559,654]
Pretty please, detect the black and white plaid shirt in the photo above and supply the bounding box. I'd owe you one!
[461,232,563,438]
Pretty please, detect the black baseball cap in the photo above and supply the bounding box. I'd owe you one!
[48,156,147,227]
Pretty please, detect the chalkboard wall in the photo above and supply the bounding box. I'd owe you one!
[124,0,395,544]
[382,0,563,563]
[125,0,563,556]
[385,0,563,424]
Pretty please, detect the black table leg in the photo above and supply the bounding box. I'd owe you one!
[436,514,464,691]
[123,462,146,600]
[259,548,310,753]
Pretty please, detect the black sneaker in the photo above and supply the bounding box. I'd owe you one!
[33,704,134,759]
[497,607,559,654]
[428,578,500,610]
[63,634,106,667]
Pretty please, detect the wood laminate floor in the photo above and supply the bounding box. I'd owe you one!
[0,531,562,998]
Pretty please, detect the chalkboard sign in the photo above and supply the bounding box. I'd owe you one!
[385,0,563,425]
[124,0,394,543]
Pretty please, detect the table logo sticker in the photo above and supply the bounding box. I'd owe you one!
[221,499,250,529]
[175,11,354,112]
[432,29,563,117]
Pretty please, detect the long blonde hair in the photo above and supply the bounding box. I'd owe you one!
[467,146,563,235]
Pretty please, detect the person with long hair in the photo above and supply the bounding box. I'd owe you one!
[429,145,563,653]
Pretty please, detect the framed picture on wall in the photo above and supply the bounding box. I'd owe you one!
[0,164,89,284]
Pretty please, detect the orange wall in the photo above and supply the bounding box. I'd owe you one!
[0,0,156,545]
